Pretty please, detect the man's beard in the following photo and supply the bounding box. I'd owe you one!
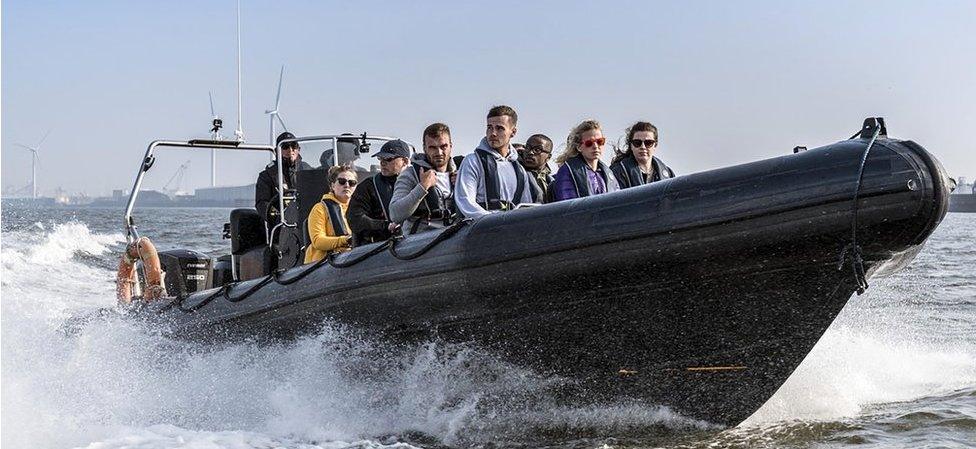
[283,157,297,171]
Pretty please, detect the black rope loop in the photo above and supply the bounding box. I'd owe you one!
[389,219,471,260]
[168,219,469,314]
[223,275,274,303]
[838,119,882,295]
[271,239,392,285]
[329,240,393,268]
[273,253,332,285]
[837,243,869,294]
[171,283,229,313]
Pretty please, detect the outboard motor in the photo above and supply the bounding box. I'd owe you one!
[158,249,213,296]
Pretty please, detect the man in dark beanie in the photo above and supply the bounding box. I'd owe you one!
[255,131,313,225]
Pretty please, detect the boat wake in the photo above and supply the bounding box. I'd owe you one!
[2,221,973,449]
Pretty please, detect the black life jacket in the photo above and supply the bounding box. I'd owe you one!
[410,162,456,221]
[475,148,528,211]
[611,155,675,189]
[523,164,554,204]
[564,155,613,198]
[266,158,312,189]
[372,174,396,220]
[321,198,350,237]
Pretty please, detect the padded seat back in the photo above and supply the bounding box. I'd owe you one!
[230,208,267,256]
[296,170,331,245]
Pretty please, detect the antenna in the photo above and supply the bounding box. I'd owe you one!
[208,92,222,187]
[234,0,244,142]
[266,65,287,145]
[209,91,224,139]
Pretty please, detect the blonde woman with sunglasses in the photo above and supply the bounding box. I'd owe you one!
[552,119,620,202]
[304,165,358,264]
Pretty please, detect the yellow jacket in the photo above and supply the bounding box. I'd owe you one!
[304,192,352,264]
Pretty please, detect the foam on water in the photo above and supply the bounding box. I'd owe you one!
[1,223,700,449]
[746,324,976,425]
[2,220,974,448]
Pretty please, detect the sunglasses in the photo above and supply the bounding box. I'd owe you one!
[522,145,551,155]
[581,137,606,148]
[282,143,300,151]
[335,177,357,187]
[630,139,657,148]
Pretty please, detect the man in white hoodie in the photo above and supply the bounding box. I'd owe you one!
[455,105,537,219]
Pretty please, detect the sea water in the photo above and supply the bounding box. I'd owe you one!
[2,206,974,449]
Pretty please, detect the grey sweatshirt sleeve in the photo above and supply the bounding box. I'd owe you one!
[388,168,429,223]
[455,154,490,219]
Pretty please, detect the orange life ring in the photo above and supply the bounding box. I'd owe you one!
[116,237,165,304]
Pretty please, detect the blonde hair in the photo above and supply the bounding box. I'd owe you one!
[555,119,602,165]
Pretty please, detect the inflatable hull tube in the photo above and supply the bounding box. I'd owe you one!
[152,136,950,427]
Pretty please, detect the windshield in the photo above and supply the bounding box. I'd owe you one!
[288,134,415,178]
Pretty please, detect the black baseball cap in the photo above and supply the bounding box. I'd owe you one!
[276,132,298,148]
[372,139,411,160]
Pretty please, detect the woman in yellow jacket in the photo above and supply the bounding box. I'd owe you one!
[304,165,358,264]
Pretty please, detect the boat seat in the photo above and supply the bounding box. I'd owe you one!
[229,208,274,280]
[238,246,274,281]
[296,170,331,248]
[230,209,267,254]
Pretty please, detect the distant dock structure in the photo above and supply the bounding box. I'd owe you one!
[86,184,255,208]
[949,176,975,213]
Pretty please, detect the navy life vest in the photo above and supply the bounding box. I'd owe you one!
[475,148,528,211]
[611,155,675,189]
[410,162,456,221]
[321,198,350,237]
[372,174,395,220]
[564,155,613,198]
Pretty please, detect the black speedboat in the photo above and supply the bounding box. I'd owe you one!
[120,118,950,427]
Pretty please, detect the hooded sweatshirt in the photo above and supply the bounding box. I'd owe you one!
[455,138,536,219]
[388,153,457,234]
[304,192,352,264]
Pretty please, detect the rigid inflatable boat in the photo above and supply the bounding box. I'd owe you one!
[119,118,950,427]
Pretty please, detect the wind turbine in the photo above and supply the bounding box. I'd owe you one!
[14,130,51,199]
[265,65,288,146]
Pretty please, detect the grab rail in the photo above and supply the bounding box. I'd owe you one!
[122,139,274,243]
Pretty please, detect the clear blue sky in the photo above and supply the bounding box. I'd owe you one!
[3,1,975,196]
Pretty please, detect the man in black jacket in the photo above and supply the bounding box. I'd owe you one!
[346,139,410,245]
[255,132,313,225]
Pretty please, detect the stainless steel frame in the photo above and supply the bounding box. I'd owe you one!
[272,134,411,229]
[122,134,413,281]
[123,139,274,243]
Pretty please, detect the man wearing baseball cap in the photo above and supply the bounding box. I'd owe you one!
[346,139,411,245]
